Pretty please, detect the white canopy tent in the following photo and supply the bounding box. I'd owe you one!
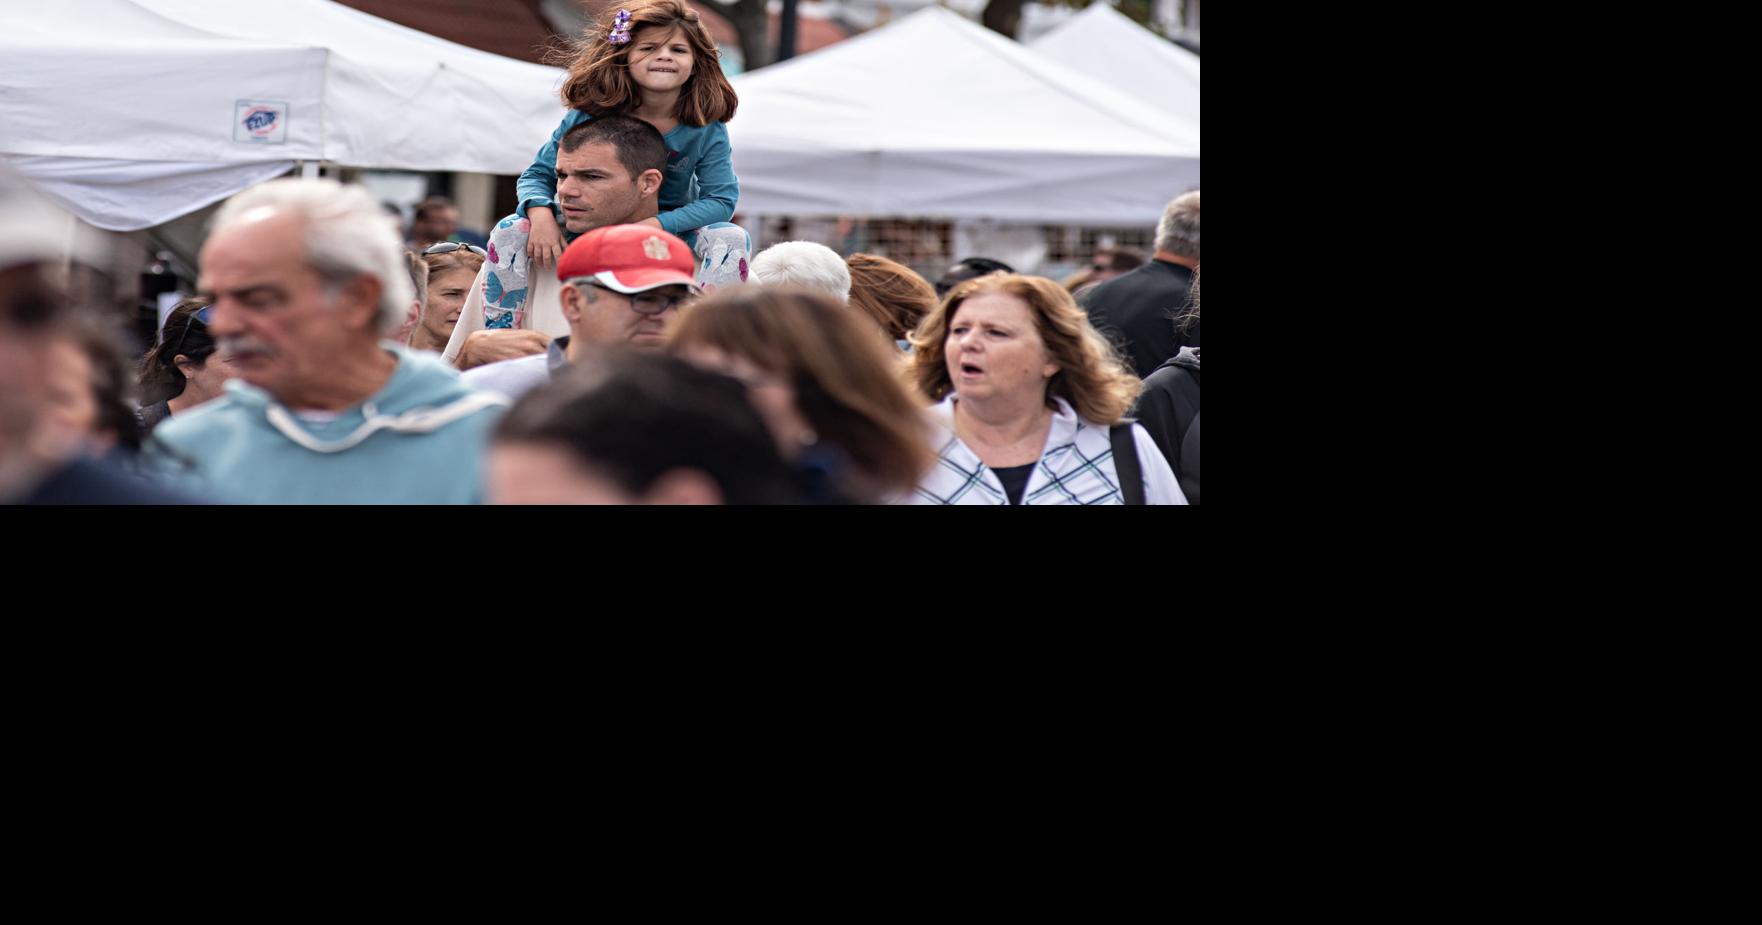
[0,0,567,231]
[1028,3,1201,132]
[727,6,1199,225]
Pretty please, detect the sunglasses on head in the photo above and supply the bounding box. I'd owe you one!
[166,305,214,360]
[424,242,488,257]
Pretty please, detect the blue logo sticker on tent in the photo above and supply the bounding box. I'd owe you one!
[234,100,289,144]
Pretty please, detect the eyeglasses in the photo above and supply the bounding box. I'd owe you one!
[581,282,690,315]
[166,305,214,359]
[423,242,488,257]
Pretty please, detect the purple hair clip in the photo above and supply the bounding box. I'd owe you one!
[607,9,632,45]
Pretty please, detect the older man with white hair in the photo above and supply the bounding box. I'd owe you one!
[749,241,851,302]
[148,178,506,503]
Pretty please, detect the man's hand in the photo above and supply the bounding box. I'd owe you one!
[528,208,564,269]
[455,329,551,371]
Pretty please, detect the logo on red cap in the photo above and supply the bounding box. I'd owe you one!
[557,224,698,293]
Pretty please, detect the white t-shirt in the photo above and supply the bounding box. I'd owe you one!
[441,263,568,364]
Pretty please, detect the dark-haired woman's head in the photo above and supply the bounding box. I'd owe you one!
[137,297,237,408]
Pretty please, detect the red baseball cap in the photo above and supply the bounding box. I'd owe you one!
[556,224,698,294]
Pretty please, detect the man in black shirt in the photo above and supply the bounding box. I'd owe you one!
[1077,190,1199,378]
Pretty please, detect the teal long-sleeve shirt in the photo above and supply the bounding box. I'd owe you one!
[515,109,739,237]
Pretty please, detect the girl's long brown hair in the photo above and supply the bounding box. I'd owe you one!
[557,1,738,126]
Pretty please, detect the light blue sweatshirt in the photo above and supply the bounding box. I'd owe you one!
[147,345,507,504]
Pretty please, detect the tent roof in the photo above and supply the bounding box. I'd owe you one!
[1028,4,1201,132]
[3,0,568,173]
[139,0,568,173]
[727,6,1198,224]
[1,0,570,229]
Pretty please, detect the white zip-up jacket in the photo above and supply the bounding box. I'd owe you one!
[911,396,1186,505]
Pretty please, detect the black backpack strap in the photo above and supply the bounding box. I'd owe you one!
[1110,420,1145,506]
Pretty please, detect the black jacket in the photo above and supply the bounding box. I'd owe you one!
[14,457,199,505]
[1133,348,1200,505]
[1078,259,1197,378]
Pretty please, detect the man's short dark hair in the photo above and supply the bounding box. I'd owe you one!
[559,114,669,180]
[494,351,804,504]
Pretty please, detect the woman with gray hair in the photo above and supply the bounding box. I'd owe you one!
[749,241,851,302]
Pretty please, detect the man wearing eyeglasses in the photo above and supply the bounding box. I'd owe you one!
[462,224,698,402]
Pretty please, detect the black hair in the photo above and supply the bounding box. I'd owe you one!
[935,257,1016,296]
[494,351,804,504]
[136,297,215,406]
[559,114,669,180]
[953,257,1014,275]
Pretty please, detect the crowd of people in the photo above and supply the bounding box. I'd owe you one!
[2,0,1200,506]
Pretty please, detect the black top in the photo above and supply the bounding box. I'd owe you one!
[1178,414,1200,505]
[138,400,172,435]
[1134,356,1200,505]
[1077,259,1196,378]
[14,457,200,505]
[992,463,1036,506]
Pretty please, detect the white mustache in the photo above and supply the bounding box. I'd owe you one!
[216,336,273,357]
